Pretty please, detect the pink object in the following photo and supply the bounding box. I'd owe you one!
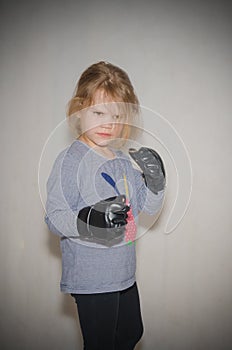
[125,200,137,243]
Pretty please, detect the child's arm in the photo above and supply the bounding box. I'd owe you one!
[44,150,80,238]
[45,150,130,246]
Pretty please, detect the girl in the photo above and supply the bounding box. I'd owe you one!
[45,61,165,350]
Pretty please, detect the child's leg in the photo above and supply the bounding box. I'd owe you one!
[71,290,120,350]
[115,282,144,350]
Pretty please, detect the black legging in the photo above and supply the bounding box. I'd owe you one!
[71,282,143,350]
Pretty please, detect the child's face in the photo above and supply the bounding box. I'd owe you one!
[79,90,125,148]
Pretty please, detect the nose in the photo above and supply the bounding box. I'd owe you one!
[100,123,114,132]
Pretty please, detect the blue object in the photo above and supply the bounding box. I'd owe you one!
[101,172,121,196]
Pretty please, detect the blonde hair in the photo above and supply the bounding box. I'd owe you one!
[66,61,141,144]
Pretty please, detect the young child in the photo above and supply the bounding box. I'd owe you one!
[45,61,165,350]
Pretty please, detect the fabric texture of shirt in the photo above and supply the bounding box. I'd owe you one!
[45,140,164,294]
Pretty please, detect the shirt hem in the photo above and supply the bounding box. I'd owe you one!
[60,276,136,294]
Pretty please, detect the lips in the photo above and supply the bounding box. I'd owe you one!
[96,132,112,137]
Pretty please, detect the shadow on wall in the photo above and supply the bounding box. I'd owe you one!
[135,342,143,350]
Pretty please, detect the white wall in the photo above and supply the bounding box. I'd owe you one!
[1,0,232,349]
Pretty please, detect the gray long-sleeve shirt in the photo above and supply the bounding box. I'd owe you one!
[45,140,164,294]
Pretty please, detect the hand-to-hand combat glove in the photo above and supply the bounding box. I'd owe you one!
[129,147,166,194]
[77,195,130,246]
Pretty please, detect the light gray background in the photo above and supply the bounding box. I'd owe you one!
[1,0,232,349]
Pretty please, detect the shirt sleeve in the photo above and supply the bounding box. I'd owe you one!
[44,149,80,238]
[133,168,165,216]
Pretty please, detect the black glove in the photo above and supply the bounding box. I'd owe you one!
[77,195,130,247]
[129,147,166,194]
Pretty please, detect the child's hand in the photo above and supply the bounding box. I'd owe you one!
[129,147,166,194]
[77,195,130,246]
